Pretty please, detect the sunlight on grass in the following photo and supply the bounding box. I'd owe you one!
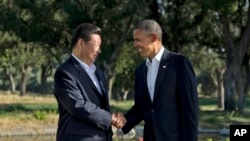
[200,105,218,111]
[0,92,250,134]
[0,93,56,104]
[0,92,58,133]
[0,113,58,131]
[110,100,134,113]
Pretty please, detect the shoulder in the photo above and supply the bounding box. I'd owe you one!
[95,67,105,76]
[135,61,146,71]
[167,51,192,64]
[55,56,76,75]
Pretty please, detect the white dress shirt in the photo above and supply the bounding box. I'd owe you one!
[146,47,164,101]
[72,54,102,94]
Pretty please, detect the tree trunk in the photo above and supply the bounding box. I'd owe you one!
[101,17,134,101]
[4,68,16,94]
[8,73,16,93]
[20,64,30,96]
[236,69,244,111]
[215,68,224,110]
[20,71,27,96]
[122,89,129,101]
[238,66,250,112]
[223,68,237,111]
[40,64,52,94]
[40,70,47,94]
[108,73,116,100]
[218,12,250,111]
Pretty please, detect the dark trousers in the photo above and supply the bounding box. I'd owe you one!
[144,129,156,141]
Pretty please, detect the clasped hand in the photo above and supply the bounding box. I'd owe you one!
[111,112,127,128]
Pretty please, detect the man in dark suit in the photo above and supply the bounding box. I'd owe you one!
[122,19,199,141]
[54,23,126,141]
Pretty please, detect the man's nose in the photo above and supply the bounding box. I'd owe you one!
[98,48,101,53]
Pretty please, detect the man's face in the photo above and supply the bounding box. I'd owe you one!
[133,29,154,59]
[80,34,101,65]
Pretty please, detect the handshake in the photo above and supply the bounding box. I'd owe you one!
[111,112,127,128]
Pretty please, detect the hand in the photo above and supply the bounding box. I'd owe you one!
[111,112,127,128]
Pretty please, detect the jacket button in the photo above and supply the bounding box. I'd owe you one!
[151,109,155,112]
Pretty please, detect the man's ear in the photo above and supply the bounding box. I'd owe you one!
[151,34,157,42]
[76,38,84,49]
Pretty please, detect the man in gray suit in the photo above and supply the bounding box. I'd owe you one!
[122,19,199,141]
[54,23,126,141]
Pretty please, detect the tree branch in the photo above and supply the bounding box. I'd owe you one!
[218,12,235,64]
[110,15,134,62]
[239,2,250,58]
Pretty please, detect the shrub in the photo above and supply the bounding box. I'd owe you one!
[33,110,46,120]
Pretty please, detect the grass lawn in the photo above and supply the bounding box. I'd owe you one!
[199,96,250,129]
[0,92,250,133]
[0,92,58,133]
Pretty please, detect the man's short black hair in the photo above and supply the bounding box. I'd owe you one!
[71,23,101,48]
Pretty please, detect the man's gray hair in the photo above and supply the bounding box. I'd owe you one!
[134,19,162,41]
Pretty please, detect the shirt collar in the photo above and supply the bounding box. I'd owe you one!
[146,47,165,67]
[71,53,96,73]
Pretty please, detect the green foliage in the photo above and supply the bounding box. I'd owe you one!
[159,1,207,51]
[110,100,134,113]
[204,138,212,141]
[181,45,225,97]
[225,110,241,119]
[199,97,250,129]
[112,43,143,99]
[0,0,148,95]
[0,103,58,115]
[48,109,58,114]
[199,72,217,96]
[33,110,46,120]
[0,0,69,94]
[198,0,237,13]
[0,0,248,113]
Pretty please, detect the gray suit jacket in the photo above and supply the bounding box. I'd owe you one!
[122,49,198,141]
[54,56,112,141]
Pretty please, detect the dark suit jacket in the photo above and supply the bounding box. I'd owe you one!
[122,49,198,141]
[54,56,112,141]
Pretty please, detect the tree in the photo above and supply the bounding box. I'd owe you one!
[113,43,142,100]
[0,31,20,93]
[86,0,149,100]
[16,43,44,95]
[0,0,69,94]
[150,0,206,52]
[199,0,250,111]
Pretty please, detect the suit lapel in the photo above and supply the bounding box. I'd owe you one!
[95,69,107,96]
[70,56,103,96]
[141,62,153,104]
[154,50,172,100]
[142,62,148,90]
